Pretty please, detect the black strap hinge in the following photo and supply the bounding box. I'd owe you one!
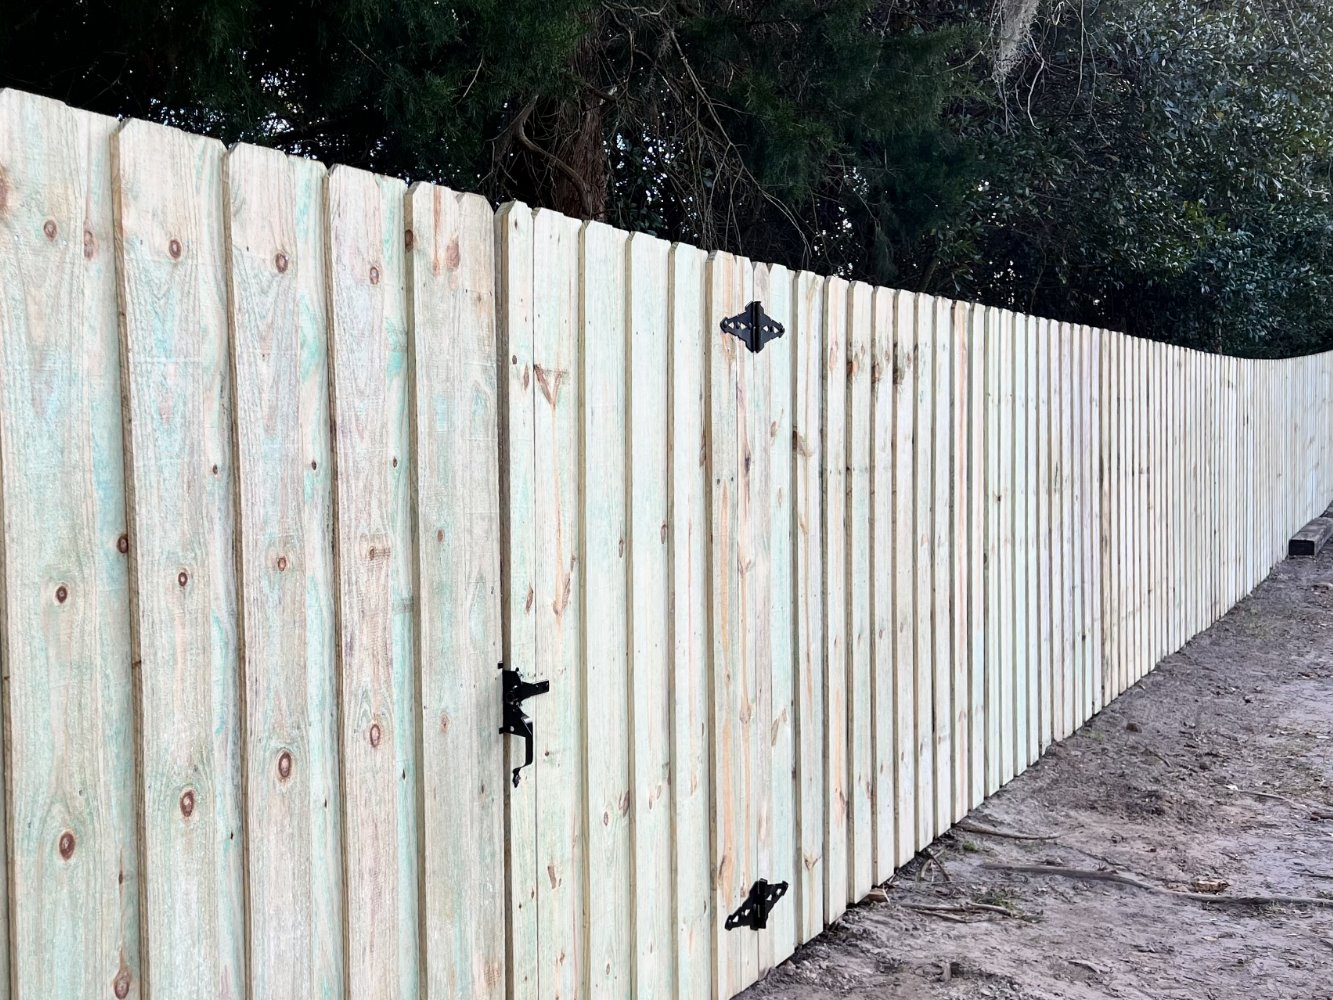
[499,665,549,787]
[725,879,788,931]
[720,301,785,354]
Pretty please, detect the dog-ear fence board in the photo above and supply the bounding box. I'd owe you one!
[1,88,1332,1000]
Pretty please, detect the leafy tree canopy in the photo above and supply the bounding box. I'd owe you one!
[3,0,1331,357]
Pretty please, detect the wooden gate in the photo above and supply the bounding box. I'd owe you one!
[497,211,807,1000]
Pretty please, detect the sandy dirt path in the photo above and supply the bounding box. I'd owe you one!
[742,547,1333,1000]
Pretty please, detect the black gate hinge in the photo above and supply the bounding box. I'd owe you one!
[721,301,785,354]
[725,879,789,931]
[499,665,550,787]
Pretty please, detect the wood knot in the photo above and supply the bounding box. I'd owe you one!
[369,265,381,285]
[179,789,195,818]
[392,456,398,468]
[436,529,444,543]
[113,967,132,999]
[117,534,129,554]
[58,830,75,859]
[43,219,57,240]
[445,237,461,271]
[277,751,292,780]
[369,723,382,748]
[177,570,189,588]
[55,584,68,604]
[83,230,96,259]
[404,229,415,251]
[276,555,287,572]
[274,252,289,273]
[168,238,182,259]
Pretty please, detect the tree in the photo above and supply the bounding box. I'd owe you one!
[0,0,976,285]
[916,0,1333,357]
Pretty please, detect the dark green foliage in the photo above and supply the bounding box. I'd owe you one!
[4,0,1333,356]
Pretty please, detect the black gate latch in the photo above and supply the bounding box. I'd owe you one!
[499,665,549,787]
[721,301,785,354]
[725,879,789,931]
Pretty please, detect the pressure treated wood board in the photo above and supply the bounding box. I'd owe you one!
[406,183,505,1000]
[113,117,245,1000]
[627,232,674,1000]
[226,142,342,1000]
[0,89,139,1000]
[325,164,419,999]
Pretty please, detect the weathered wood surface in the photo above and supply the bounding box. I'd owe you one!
[113,117,245,1000]
[226,142,341,1000]
[2,86,1332,1000]
[406,183,505,1000]
[0,90,140,1000]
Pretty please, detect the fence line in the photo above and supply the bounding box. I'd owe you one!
[1,87,1331,1000]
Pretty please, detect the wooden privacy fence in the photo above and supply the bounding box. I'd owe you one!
[0,87,1331,1000]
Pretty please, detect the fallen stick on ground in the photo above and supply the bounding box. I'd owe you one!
[957,820,1058,842]
[902,901,1032,920]
[982,863,1333,909]
[906,906,969,923]
[1221,785,1333,821]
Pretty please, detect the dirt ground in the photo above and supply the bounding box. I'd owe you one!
[744,546,1333,1000]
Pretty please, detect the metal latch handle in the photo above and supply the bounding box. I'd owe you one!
[499,666,549,787]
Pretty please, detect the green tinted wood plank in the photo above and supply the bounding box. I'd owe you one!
[0,89,139,1000]
[707,251,757,995]
[406,183,505,1000]
[529,208,585,1000]
[791,270,826,933]
[822,276,850,911]
[668,243,712,998]
[112,117,244,999]
[845,281,873,900]
[966,305,987,808]
[892,292,919,850]
[580,221,631,1000]
[225,142,342,1000]
[756,262,798,969]
[913,296,936,833]
[627,232,674,1000]
[983,308,1003,795]
[949,302,970,822]
[325,164,418,999]
[496,201,538,1000]
[869,287,897,875]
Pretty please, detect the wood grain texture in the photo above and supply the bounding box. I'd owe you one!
[706,252,758,996]
[325,164,418,999]
[1036,319,1055,749]
[668,244,713,999]
[792,271,827,929]
[530,209,585,1000]
[626,233,674,1000]
[1011,315,1030,767]
[579,221,631,1000]
[912,296,936,834]
[0,89,139,1000]
[950,302,970,823]
[495,201,538,1000]
[748,263,773,969]
[891,292,919,850]
[996,311,1016,782]
[225,142,342,1000]
[983,308,1003,795]
[406,183,505,1000]
[822,276,850,914]
[757,263,798,968]
[112,117,245,1000]
[845,281,874,900]
[869,287,897,874]
[930,297,953,828]
[966,305,987,809]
